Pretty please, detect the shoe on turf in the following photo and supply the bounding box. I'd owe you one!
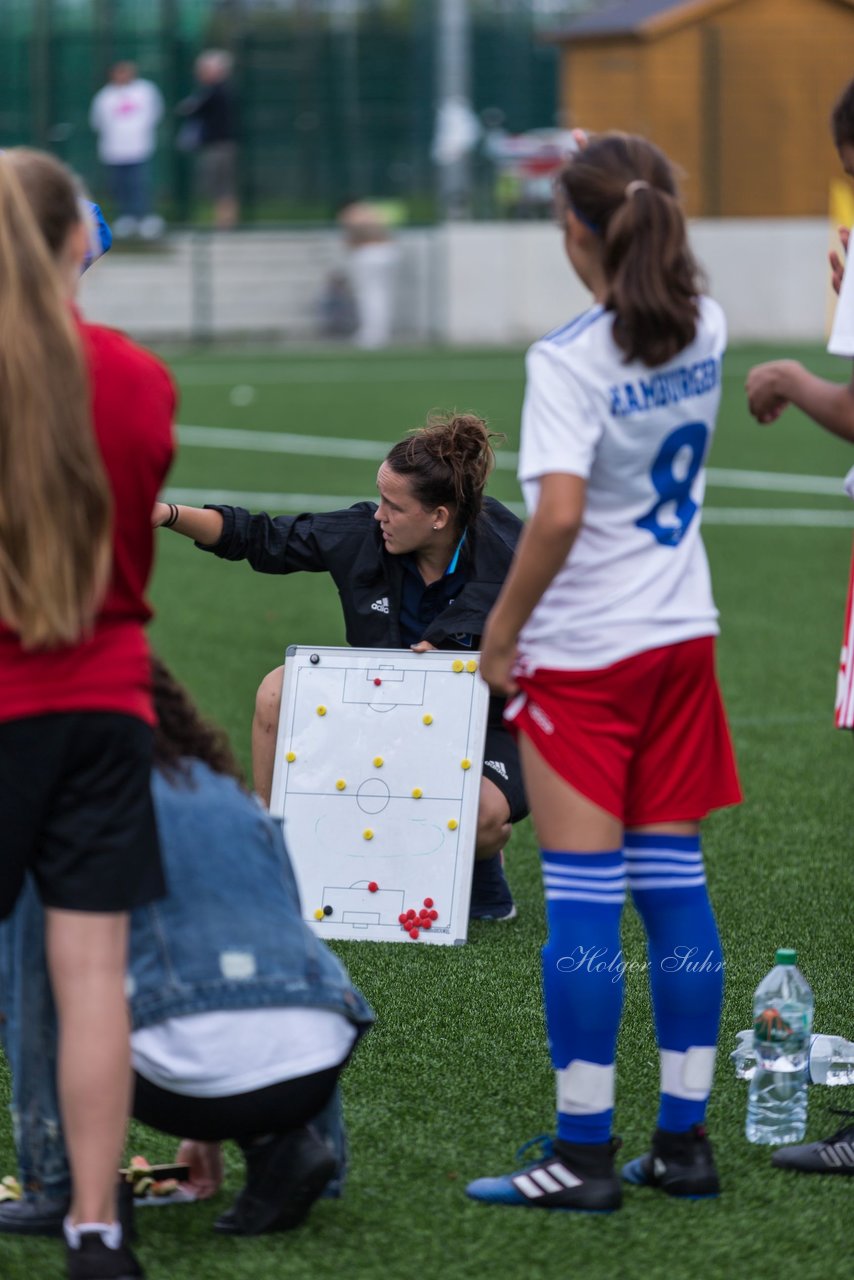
[466,1134,622,1212]
[469,852,517,921]
[772,1110,854,1174]
[622,1123,719,1198]
[0,1191,68,1236]
[65,1231,144,1280]
[213,1124,338,1235]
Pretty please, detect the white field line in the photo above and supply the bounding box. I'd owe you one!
[177,424,851,498]
[163,487,854,528]
[174,360,526,385]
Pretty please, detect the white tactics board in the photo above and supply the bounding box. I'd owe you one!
[270,646,490,946]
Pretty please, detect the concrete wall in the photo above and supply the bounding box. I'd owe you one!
[79,219,832,347]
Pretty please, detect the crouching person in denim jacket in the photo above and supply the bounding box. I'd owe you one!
[0,657,374,1238]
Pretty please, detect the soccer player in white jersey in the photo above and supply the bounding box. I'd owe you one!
[467,132,742,1213]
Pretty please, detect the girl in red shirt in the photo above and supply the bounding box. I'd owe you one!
[0,149,174,1280]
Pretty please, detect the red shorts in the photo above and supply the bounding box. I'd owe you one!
[507,636,742,826]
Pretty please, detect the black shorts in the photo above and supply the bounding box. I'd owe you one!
[0,712,165,921]
[482,723,529,825]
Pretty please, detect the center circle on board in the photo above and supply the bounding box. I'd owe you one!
[357,778,391,814]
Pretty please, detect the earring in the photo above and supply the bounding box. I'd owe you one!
[432,524,439,530]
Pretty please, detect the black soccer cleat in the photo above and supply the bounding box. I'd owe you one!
[772,1110,854,1175]
[65,1231,144,1280]
[466,1134,622,1212]
[622,1124,720,1198]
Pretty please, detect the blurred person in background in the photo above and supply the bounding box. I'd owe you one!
[337,198,400,349]
[176,50,240,230]
[89,61,164,240]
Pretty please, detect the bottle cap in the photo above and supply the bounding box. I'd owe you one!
[775,947,797,965]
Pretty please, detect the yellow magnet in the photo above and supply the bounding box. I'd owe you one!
[447,818,458,830]
[461,758,471,770]
[286,751,296,763]
[317,705,327,716]
[466,660,478,673]
[363,828,374,840]
[335,779,346,791]
[412,787,423,799]
[452,659,464,672]
[422,714,433,725]
[313,908,324,920]
[373,756,384,768]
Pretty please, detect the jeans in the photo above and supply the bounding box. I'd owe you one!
[0,878,349,1203]
[107,162,152,222]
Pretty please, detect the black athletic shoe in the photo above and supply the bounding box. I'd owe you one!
[466,1134,623,1212]
[213,1124,338,1236]
[65,1231,144,1280]
[772,1111,854,1175]
[469,853,517,921]
[622,1124,720,1198]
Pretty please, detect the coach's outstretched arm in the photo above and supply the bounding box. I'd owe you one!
[153,501,224,544]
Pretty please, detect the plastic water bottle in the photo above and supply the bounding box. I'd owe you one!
[732,1030,854,1085]
[745,948,813,1145]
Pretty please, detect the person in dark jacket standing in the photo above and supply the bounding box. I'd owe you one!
[176,49,239,229]
[154,413,527,920]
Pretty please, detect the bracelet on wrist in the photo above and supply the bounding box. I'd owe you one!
[163,503,180,528]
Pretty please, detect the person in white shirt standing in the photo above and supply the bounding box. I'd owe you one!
[89,62,164,240]
[468,132,742,1215]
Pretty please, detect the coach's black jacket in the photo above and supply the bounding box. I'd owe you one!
[200,496,522,655]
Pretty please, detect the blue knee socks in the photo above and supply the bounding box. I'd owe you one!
[540,849,625,1145]
[626,833,723,1133]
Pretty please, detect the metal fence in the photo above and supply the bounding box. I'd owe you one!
[0,0,559,224]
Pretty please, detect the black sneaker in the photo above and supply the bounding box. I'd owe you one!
[65,1231,144,1280]
[772,1110,854,1174]
[213,1124,337,1235]
[466,1134,622,1212]
[470,853,517,921]
[622,1124,719,1198]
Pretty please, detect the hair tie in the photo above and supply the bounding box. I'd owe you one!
[625,180,651,198]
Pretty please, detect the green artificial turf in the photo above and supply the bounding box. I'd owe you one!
[1,344,852,1279]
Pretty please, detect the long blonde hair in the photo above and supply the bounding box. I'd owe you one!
[0,149,112,649]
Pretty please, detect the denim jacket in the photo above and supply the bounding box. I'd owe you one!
[0,760,374,1200]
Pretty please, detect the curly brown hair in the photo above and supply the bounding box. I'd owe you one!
[384,411,504,534]
[152,655,246,788]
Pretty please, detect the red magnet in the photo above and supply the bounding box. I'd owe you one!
[406,908,416,919]
[423,897,434,908]
[398,913,408,924]
[408,928,420,940]
[368,881,379,893]
[422,918,432,930]
[429,909,439,920]
[374,677,382,686]
[419,908,429,918]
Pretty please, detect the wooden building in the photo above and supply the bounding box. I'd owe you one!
[549,0,854,216]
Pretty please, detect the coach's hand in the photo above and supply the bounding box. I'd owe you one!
[410,641,437,652]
